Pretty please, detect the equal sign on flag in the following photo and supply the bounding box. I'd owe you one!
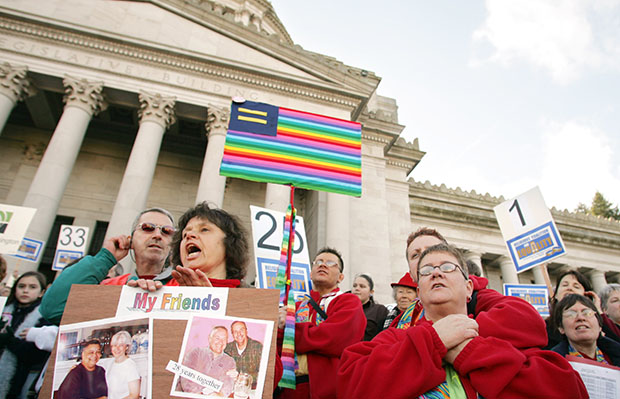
[220,100,362,197]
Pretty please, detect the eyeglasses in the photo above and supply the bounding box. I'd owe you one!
[136,222,175,236]
[312,259,340,269]
[562,308,596,320]
[418,262,467,279]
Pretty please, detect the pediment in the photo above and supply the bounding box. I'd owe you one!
[3,0,379,97]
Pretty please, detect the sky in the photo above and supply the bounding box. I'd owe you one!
[270,0,620,212]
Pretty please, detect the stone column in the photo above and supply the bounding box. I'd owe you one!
[0,62,34,135]
[106,91,175,237]
[195,105,228,207]
[326,192,351,287]
[498,255,519,284]
[264,183,290,212]
[532,265,548,286]
[588,269,607,294]
[22,76,106,267]
[463,250,484,277]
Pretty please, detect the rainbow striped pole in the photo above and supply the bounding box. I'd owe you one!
[276,186,297,389]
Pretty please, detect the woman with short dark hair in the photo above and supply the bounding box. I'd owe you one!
[55,339,108,399]
[551,293,620,367]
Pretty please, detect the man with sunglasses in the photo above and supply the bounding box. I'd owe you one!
[277,247,365,399]
[40,208,175,325]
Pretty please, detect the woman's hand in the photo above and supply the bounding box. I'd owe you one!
[278,306,287,329]
[127,279,163,292]
[585,291,602,313]
[444,338,473,364]
[171,266,213,287]
[432,314,478,350]
[18,328,30,340]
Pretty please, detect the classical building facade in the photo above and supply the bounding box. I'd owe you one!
[0,0,618,303]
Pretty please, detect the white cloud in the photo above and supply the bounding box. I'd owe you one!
[472,0,620,84]
[539,120,620,210]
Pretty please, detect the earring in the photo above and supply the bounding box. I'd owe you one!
[467,295,472,302]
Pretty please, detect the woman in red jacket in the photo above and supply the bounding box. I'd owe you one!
[339,243,588,398]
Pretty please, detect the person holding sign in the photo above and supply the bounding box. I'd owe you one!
[131,202,249,291]
[551,294,620,366]
[277,247,365,399]
[339,244,588,398]
[40,208,176,325]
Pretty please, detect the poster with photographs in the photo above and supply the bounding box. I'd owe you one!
[52,316,152,399]
[169,315,273,399]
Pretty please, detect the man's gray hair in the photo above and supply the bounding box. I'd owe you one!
[599,283,620,312]
[209,325,228,339]
[131,207,174,232]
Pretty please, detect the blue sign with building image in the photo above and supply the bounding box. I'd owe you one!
[256,257,312,301]
[504,283,549,317]
[506,221,566,273]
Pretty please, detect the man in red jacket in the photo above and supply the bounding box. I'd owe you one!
[278,247,365,399]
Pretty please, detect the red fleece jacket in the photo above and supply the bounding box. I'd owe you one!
[280,289,365,399]
[338,276,588,398]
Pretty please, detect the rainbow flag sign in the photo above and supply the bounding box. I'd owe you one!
[220,100,362,197]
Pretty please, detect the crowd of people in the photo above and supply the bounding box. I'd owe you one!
[0,202,619,398]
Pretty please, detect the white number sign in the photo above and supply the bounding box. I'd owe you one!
[493,186,566,273]
[52,225,90,271]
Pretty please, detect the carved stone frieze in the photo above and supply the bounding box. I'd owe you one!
[138,91,177,129]
[22,141,46,164]
[0,17,359,108]
[0,62,35,103]
[62,75,107,116]
[205,104,229,137]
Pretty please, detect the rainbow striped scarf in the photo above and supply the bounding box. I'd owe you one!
[396,299,425,330]
[276,203,297,389]
[568,343,609,365]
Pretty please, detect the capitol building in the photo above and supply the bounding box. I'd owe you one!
[1,0,618,304]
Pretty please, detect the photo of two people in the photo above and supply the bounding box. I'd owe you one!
[52,316,150,399]
[171,315,273,399]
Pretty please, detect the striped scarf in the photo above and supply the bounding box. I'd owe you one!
[276,203,297,389]
[396,299,425,330]
[568,343,609,365]
[396,302,467,398]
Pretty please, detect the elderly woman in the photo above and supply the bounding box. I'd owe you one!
[382,272,417,330]
[551,294,620,366]
[55,339,107,399]
[103,331,140,399]
[545,270,600,349]
[339,244,587,398]
[599,283,620,343]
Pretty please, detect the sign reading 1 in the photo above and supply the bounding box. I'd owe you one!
[509,199,526,226]
[254,211,304,255]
